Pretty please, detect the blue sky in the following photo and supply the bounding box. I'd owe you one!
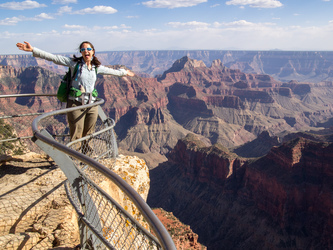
[1,0,333,55]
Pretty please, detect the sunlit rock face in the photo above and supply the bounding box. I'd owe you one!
[3,54,333,157]
[0,153,153,249]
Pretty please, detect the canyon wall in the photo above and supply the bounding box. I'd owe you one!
[148,134,333,249]
[3,50,333,82]
[2,51,333,249]
[2,54,333,157]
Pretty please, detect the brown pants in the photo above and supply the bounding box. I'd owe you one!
[67,99,99,141]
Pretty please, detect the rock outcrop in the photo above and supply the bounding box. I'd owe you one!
[168,133,246,185]
[244,138,333,235]
[153,208,206,249]
[0,152,79,249]
[0,151,203,249]
[0,153,152,249]
[148,133,333,249]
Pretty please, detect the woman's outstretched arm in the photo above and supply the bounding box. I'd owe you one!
[16,41,73,67]
[16,41,33,52]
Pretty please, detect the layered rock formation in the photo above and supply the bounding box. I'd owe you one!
[97,56,333,154]
[3,50,333,82]
[2,52,333,249]
[162,57,333,150]
[148,133,333,249]
[153,208,206,249]
[2,54,333,158]
[0,65,60,95]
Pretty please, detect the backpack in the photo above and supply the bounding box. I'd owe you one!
[57,62,80,102]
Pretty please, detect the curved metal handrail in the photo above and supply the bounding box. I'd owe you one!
[31,98,176,249]
[0,93,57,98]
[0,94,58,142]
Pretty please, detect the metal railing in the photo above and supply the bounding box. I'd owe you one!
[0,93,63,154]
[0,94,176,250]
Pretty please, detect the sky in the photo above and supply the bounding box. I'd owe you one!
[1,0,333,55]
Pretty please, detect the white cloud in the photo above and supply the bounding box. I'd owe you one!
[210,4,220,8]
[63,24,86,29]
[52,0,77,4]
[0,0,46,10]
[34,13,54,20]
[57,6,72,14]
[143,28,159,33]
[1,31,17,39]
[214,20,275,27]
[167,21,210,29]
[119,24,131,29]
[62,24,132,32]
[106,30,132,35]
[61,30,83,35]
[94,25,119,30]
[3,18,333,54]
[226,0,283,8]
[72,6,117,15]
[93,24,131,30]
[0,13,54,25]
[142,0,207,9]
[0,16,22,25]
[212,20,276,33]
[216,20,255,27]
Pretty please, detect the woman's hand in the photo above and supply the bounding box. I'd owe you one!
[126,70,135,77]
[16,41,33,52]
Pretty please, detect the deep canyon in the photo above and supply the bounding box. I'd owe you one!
[1,50,333,249]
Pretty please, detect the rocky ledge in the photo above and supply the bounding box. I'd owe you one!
[0,152,200,249]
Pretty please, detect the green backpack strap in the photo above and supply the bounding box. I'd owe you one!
[73,62,80,81]
[92,66,98,97]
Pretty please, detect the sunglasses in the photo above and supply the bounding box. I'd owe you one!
[80,48,93,52]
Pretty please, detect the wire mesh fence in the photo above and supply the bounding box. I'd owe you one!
[0,95,113,155]
[65,173,160,250]
[0,112,44,154]
[67,117,118,164]
[0,94,67,154]
[1,94,174,249]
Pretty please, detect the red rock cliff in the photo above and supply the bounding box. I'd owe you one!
[151,134,333,248]
[244,137,333,236]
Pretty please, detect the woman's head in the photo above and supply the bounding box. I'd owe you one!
[75,41,101,66]
[79,41,95,52]
[79,41,94,62]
